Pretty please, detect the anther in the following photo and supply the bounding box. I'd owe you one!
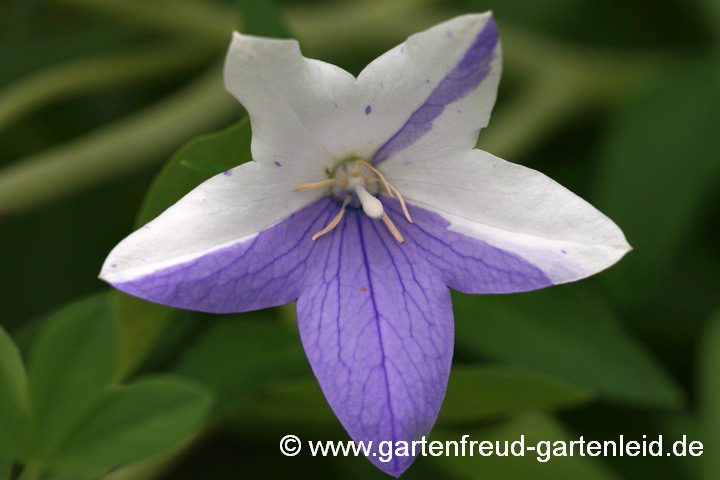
[312,195,351,241]
[293,179,335,191]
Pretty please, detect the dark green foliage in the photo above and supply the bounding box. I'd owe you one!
[1,0,719,479]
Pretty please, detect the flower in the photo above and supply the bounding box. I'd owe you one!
[100,12,630,476]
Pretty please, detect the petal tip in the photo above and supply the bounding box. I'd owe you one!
[372,456,413,478]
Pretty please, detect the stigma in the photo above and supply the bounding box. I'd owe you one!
[293,158,412,243]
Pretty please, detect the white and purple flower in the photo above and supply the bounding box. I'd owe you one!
[101,13,629,476]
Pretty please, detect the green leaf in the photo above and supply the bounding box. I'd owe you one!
[43,472,95,480]
[51,376,213,476]
[0,459,10,480]
[453,286,683,409]
[173,313,308,418]
[235,365,590,427]
[699,307,720,480]
[236,374,335,427]
[431,413,621,480]
[438,366,591,424]
[114,119,252,376]
[29,294,118,456]
[594,61,720,306]
[0,326,29,462]
[134,118,252,228]
[111,292,176,380]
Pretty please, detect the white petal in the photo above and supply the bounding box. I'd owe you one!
[224,13,501,168]
[360,13,502,165]
[100,161,324,284]
[224,33,357,169]
[384,149,631,284]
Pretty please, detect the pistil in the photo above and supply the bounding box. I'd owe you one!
[293,159,413,242]
[350,180,384,219]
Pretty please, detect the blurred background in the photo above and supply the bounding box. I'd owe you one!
[1,0,719,479]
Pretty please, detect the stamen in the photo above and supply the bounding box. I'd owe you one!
[296,158,412,244]
[387,183,413,224]
[381,214,405,243]
[356,159,395,199]
[356,159,413,224]
[293,179,335,191]
[312,195,351,241]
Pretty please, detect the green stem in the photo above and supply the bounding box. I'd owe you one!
[45,0,439,49]
[44,0,233,46]
[288,0,442,54]
[5,0,658,215]
[0,65,237,216]
[0,43,213,134]
[478,75,583,160]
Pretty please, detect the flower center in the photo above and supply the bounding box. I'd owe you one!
[293,158,413,242]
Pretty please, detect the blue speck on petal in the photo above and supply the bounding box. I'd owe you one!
[365,105,372,115]
[223,169,233,176]
[275,161,282,167]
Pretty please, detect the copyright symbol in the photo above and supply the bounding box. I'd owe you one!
[280,434,302,456]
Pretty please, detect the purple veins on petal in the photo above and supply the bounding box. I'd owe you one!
[296,207,454,476]
[295,198,550,476]
[373,17,499,164]
[382,199,552,294]
[109,198,337,314]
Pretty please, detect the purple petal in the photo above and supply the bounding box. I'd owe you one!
[108,198,337,313]
[373,17,499,164]
[383,199,552,293]
[297,208,454,476]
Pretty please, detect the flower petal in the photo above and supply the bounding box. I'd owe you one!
[383,200,552,293]
[224,33,357,170]
[383,149,631,287]
[100,164,332,312]
[296,208,454,476]
[362,13,501,165]
[224,13,500,168]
